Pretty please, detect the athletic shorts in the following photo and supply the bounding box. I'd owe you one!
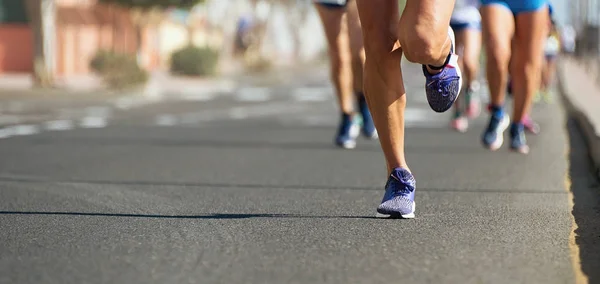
[450,21,481,32]
[314,0,347,8]
[451,3,481,32]
[545,54,558,61]
[480,0,548,15]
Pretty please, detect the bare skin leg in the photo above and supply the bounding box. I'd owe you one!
[452,29,468,114]
[511,8,549,122]
[541,57,556,91]
[462,29,482,92]
[356,0,455,174]
[481,5,515,107]
[356,0,405,173]
[452,28,482,114]
[316,5,354,114]
[345,1,365,95]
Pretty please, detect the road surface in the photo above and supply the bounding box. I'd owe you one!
[0,62,598,284]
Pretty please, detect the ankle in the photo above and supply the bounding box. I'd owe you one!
[426,53,452,71]
[488,104,504,118]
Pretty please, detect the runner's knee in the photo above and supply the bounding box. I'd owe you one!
[486,46,511,74]
[362,30,396,63]
[398,24,447,64]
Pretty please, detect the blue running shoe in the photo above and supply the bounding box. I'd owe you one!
[335,113,360,149]
[482,110,510,151]
[422,27,462,113]
[510,122,530,154]
[358,94,378,139]
[376,168,416,219]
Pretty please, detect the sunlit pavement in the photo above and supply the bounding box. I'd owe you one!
[0,62,598,284]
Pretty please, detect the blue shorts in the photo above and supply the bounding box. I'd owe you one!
[315,0,347,9]
[480,0,548,15]
[545,54,558,61]
[450,21,481,32]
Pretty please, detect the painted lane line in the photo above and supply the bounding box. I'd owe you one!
[44,120,75,131]
[80,117,108,128]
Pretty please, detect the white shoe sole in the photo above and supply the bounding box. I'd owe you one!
[489,114,510,151]
[339,123,360,149]
[375,201,416,219]
[366,130,379,140]
[448,27,463,101]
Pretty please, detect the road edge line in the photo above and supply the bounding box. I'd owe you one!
[558,57,593,284]
[557,59,600,182]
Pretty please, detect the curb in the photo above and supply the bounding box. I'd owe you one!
[558,59,600,181]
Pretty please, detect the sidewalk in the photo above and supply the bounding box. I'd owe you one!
[558,57,600,180]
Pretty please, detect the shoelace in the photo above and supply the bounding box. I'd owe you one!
[389,177,414,196]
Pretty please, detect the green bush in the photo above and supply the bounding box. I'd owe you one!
[170,45,219,76]
[90,50,148,90]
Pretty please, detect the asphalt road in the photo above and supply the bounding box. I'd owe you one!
[0,62,598,284]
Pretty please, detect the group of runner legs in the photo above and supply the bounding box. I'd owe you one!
[314,0,555,218]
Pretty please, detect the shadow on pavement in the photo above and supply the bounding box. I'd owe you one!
[24,136,484,154]
[0,211,379,220]
[0,176,568,194]
[567,118,600,283]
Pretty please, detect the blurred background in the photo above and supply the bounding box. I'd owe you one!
[0,0,330,92]
[0,0,584,93]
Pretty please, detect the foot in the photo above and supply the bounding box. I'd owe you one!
[358,94,378,139]
[422,27,462,113]
[376,168,416,219]
[482,109,510,151]
[509,122,530,154]
[522,115,541,135]
[450,116,468,133]
[335,113,360,149]
[465,88,481,119]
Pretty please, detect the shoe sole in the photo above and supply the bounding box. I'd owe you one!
[450,119,468,133]
[337,123,360,149]
[486,115,510,151]
[339,141,356,149]
[364,130,379,140]
[452,126,468,133]
[447,27,463,109]
[375,201,416,219]
[510,145,530,154]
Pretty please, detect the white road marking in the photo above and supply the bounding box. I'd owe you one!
[179,92,216,101]
[155,115,179,126]
[44,120,75,131]
[80,117,108,128]
[292,87,330,102]
[237,87,271,102]
[0,128,14,139]
[11,125,40,136]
